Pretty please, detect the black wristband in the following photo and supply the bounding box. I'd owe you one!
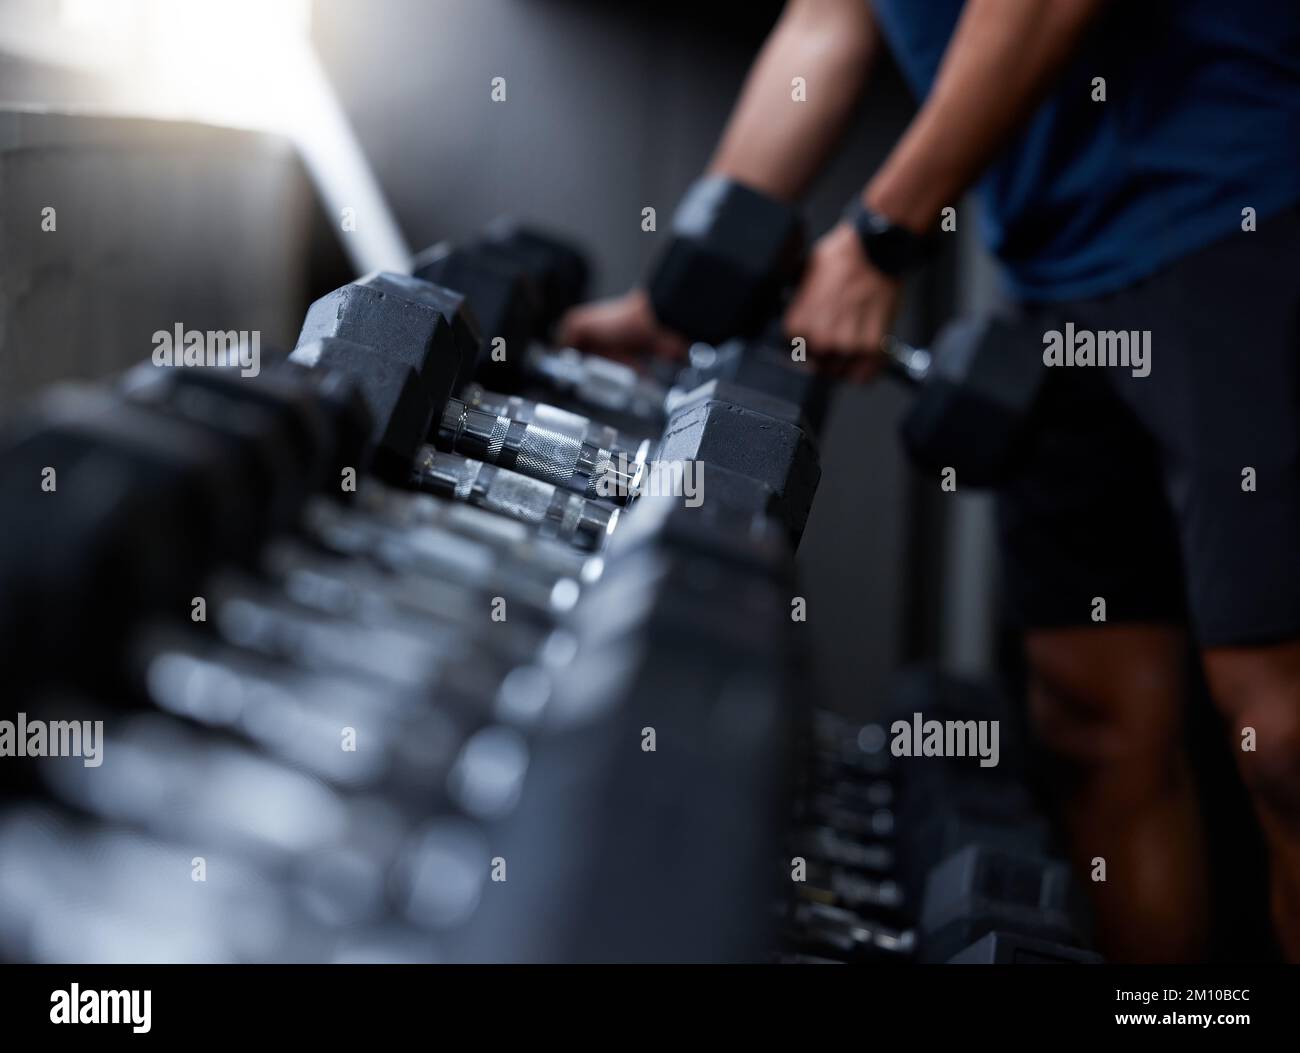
[843,197,935,277]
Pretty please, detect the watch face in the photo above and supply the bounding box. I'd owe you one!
[863,209,893,238]
[854,206,925,276]
[873,226,910,271]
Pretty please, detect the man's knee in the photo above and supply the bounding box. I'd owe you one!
[1026,625,1186,775]
[1205,642,1300,812]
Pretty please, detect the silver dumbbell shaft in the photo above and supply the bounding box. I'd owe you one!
[461,382,624,451]
[437,398,643,506]
[524,344,667,420]
[411,448,619,553]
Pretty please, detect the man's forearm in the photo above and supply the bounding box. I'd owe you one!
[708,0,879,200]
[865,0,1107,232]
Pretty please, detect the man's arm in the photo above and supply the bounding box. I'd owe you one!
[865,0,1108,232]
[786,0,1109,375]
[708,0,880,200]
[557,0,878,358]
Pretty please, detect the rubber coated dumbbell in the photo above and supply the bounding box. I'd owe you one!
[121,358,618,652]
[648,175,1049,486]
[947,930,1103,964]
[0,369,355,691]
[293,275,644,503]
[416,236,827,437]
[918,844,1093,963]
[671,339,832,436]
[291,278,636,546]
[656,387,821,545]
[883,666,1054,903]
[121,363,601,646]
[415,233,672,426]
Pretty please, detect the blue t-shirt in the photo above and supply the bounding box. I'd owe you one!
[871,0,1300,302]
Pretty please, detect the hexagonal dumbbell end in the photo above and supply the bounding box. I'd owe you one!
[288,364,375,491]
[648,176,805,346]
[896,315,1048,488]
[663,376,811,436]
[411,242,539,390]
[674,338,831,435]
[476,217,590,337]
[289,337,430,484]
[296,271,482,413]
[656,394,821,545]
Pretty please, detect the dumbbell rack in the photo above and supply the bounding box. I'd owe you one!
[1,220,1097,965]
[0,246,821,965]
[775,672,1105,964]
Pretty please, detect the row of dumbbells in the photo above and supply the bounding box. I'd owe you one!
[293,223,826,554]
[0,224,817,962]
[776,669,1103,964]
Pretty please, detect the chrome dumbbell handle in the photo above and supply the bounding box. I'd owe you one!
[412,448,618,553]
[461,383,624,451]
[437,398,642,506]
[524,345,667,419]
[317,485,600,584]
[880,334,932,386]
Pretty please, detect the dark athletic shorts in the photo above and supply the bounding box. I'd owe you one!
[997,202,1300,648]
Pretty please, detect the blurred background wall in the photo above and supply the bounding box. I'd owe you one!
[0,0,1001,714]
[0,112,312,408]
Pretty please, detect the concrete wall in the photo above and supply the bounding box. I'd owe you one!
[0,111,312,410]
[0,0,315,407]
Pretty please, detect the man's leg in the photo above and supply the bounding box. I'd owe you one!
[1025,624,1208,962]
[1203,642,1300,960]
[994,299,1200,960]
[1095,203,1300,958]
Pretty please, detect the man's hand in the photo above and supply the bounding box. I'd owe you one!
[783,221,901,383]
[555,289,689,363]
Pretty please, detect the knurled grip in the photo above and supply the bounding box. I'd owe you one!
[524,347,667,419]
[411,448,615,551]
[481,465,555,524]
[513,423,583,485]
[481,467,616,552]
[443,398,636,504]
[528,402,620,453]
[463,383,624,452]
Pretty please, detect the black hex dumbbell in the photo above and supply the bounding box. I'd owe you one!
[655,387,821,546]
[413,239,668,432]
[648,176,1050,486]
[0,433,193,692]
[287,337,431,484]
[477,217,590,338]
[414,239,826,541]
[918,844,1094,963]
[120,358,369,528]
[290,274,637,548]
[947,930,1103,964]
[294,271,645,503]
[671,338,832,436]
[421,233,828,437]
[0,381,308,690]
[0,373,594,769]
[119,360,605,637]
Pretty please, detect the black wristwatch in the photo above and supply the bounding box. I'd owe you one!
[843,197,935,277]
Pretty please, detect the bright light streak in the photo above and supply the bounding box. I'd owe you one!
[35,0,411,275]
